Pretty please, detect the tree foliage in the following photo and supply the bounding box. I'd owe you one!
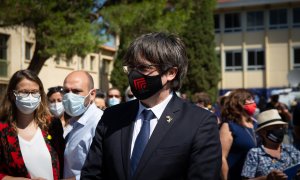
[0,0,102,74]
[102,0,220,102]
[181,0,220,102]
[101,0,192,95]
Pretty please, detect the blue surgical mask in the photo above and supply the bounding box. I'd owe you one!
[49,102,64,118]
[108,97,120,107]
[15,94,41,114]
[62,92,90,117]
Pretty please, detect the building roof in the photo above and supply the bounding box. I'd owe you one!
[217,0,299,9]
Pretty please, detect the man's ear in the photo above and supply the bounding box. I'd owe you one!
[166,67,178,81]
[89,89,96,101]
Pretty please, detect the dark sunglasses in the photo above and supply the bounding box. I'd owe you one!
[48,86,64,93]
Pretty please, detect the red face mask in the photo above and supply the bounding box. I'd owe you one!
[244,103,257,116]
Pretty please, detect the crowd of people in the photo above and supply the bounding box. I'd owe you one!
[0,32,299,180]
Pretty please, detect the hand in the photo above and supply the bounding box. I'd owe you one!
[266,170,288,180]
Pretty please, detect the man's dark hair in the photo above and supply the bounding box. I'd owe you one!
[123,32,188,91]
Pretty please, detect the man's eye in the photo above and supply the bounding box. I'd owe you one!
[138,65,149,71]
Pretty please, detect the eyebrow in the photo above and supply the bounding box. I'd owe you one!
[17,89,39,92]
[64,88,83,93]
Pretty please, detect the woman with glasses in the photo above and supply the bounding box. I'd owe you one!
[0,70,61,179]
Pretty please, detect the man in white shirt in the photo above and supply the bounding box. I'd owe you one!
[62,70,103,180]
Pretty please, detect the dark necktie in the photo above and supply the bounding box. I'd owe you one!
[130,109,155,175]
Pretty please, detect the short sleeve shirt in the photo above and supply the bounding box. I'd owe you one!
[241,144,300,178]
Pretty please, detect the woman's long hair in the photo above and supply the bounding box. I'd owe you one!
[0,69,51,133]
[221,88,254,125]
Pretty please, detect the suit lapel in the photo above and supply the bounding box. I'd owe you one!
[121,100,140,179]
[134,95,182,178]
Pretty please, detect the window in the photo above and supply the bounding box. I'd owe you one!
[224,13,241,32]
[247,50,265,70]
[90,56,95,71]
[225,51,242,71]
[294,48,300,69]
[81,57,85,69]
[0,34,9,77]
[269,9,288,29]
[102,59,110,74]
[293,8,300,27]
[0,34,8,60]
[25,42,33,60]
[214,14,220,33]
[247,11,264,31]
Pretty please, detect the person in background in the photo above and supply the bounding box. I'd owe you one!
[241,109,300,179]
[265,92,292,123]
[214,95,228,125]
[293,100,300,150]
[180,92,187,100]
[193,92,213,112]
[94,89,107,110]
[220,88,258,180]
[106,87,122,107]
[265,92,293,144]
[0,70,61,179]
[81,32,221,179]
[124,86,136,102]
[62,70,103,180]
[47,85,71,137]
[47,85,68,177]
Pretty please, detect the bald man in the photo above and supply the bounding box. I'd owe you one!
[62,71,103,180]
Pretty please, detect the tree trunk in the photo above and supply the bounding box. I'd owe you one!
[27,42,49,75]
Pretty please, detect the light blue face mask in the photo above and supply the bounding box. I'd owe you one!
[62,92,90,117]
[108,97,120,107]
[15,94,41,114]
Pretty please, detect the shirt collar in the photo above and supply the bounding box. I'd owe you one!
[71,103,98,126]
[137,92,173,120]
[260,144,285,155]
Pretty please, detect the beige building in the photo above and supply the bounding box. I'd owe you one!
[215,0,300,97]
[0,26,118,99]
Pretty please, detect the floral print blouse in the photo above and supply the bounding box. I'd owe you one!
[0,121,60,180]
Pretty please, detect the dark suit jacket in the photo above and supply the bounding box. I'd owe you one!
[81,94,222,180]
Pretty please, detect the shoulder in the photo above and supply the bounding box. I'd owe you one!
[103,100,138,117]
[86,103,103,121]
[248,146,262,154]
[282,144,299,153]
[179,98,213,117]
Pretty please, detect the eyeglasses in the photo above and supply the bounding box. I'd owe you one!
[108,94,120,98]
[123,64,159,74]
[13,90,41,98]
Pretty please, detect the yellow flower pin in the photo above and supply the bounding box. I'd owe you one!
[47,135,52,140]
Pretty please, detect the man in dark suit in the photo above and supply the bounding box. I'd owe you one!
[81,32,222,180]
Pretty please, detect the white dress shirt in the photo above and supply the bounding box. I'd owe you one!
[64,103,103,180]
[130,92,173,156]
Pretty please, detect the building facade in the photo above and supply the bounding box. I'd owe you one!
[215,0,300,98]
[0,26,118,101]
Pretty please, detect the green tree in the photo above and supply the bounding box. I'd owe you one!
[101,0,192,93]
[181,0,220,102]
[0,0,102,74]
